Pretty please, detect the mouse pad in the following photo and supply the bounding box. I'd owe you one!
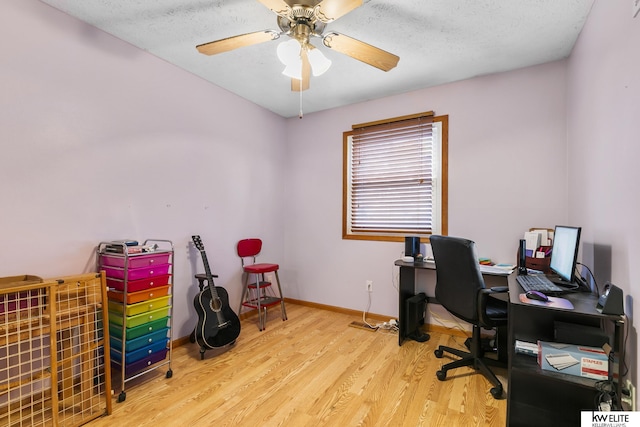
[519,293,574,310]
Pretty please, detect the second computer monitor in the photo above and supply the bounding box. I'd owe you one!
[549,225,582,283]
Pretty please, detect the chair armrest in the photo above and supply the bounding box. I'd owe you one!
[478,287,509,328]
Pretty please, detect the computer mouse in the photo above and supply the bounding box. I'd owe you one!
[525,290,549,302]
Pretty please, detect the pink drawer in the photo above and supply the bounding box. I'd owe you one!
[101,252,171,269]
[103,263,170,281]
[107,274,171,292]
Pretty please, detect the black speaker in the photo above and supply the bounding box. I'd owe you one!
[518,239,527,275]
[405,293,429,342]
[405,236,420,257]
[597,283,624,315]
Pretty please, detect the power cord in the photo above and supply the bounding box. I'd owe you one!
[576,262,600,296]
[595,380,618,411]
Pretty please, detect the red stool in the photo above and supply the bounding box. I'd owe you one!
[237,238,287,331]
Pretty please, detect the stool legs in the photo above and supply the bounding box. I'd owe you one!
[239,270,287,330]
[273,271,287,321]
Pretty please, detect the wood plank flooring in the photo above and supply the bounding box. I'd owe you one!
[87,303,507,426]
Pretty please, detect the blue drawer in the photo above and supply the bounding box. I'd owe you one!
[110,328,169,352]
[111,338,169,364]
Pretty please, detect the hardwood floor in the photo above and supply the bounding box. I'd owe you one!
[87,304,507,426]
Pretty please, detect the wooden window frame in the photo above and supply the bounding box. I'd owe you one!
[342,112,448,242]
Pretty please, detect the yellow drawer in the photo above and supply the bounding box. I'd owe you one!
[109,295,171,317]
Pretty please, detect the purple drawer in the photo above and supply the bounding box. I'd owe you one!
[100,253,171,269]
[106,274,171,292]
[114,348,169,377]
[103,263,170,281]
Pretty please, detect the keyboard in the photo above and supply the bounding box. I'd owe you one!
[516,274,565,294]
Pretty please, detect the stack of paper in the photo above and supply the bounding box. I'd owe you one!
[545,353,580,370]
[524,232,541,257]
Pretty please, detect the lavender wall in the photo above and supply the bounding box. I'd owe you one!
[1,1,287,339]
[566,0,640,384]
[283,61,569,320]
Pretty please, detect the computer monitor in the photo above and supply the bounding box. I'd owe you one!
[549,225,581,284]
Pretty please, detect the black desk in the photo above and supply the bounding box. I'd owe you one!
[506,273,625,426]
[394,259,510,346]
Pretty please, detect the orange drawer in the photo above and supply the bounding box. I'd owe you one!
[108,285,171,305]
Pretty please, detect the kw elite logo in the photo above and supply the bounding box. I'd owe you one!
[581,411,640,427]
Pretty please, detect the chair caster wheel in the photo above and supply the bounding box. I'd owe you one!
[436,370,447,381]
[166,369,173,379]
[117,391,126,402]
[434,348,444,358]
[490,386,503,399]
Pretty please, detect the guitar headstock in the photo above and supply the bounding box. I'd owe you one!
[192,235,205,252]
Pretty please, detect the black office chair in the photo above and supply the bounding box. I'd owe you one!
[430,234,509,399]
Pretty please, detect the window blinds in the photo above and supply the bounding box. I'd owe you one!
[350,114,434,234]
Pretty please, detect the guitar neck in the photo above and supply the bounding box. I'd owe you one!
[192,235,221,299]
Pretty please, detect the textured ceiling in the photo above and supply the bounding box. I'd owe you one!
[39,0,595,118]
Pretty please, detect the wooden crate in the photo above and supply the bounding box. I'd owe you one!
[0,273,112,427]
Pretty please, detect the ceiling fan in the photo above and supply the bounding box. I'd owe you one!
[196,0,400,92]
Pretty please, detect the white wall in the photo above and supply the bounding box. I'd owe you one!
[1,1,287,339]
[283,61,569,319]
[566,0,640,384]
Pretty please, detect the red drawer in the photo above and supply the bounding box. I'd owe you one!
[100,252,171,269]
[106,274,171,292]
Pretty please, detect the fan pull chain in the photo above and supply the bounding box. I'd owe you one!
[299,79,304,119]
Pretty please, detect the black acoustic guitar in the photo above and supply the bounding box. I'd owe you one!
[192,235,241,357]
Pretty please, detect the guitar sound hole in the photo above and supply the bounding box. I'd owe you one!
[209,297,222,312]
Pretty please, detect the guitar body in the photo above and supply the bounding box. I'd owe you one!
[193,285,241,349]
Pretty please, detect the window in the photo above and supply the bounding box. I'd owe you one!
[343,111,448,242]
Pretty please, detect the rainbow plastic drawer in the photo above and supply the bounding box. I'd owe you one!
[111,338,169,364]
[122,348,169,377]
[110,328,169,352]
[100,252,171,269]
[109,306,172,328]
[109,317,169,340]
[103,263,170,281]
[108,295,171,317]
[106,274,171,292]
[108,285,171,305]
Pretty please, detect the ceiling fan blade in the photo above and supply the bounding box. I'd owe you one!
[316,0,363,22]
[196,30,278,56]
[292,49,310,92]
[257,0,291,17]
[322,32,399,72]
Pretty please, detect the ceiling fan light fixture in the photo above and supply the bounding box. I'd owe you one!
[282,60,302,80]
[307,48,331,76]
[277,39,301,65]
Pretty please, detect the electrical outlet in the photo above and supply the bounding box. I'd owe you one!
[366,280,373,292]
[626,379,636,411]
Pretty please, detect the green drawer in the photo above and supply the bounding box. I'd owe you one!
[109,317,169,340]
[108,295,171,317]
[109,306,171,328]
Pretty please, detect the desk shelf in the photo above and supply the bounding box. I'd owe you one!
[507,276,625,426]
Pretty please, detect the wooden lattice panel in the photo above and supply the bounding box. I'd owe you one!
[0,273,112,427]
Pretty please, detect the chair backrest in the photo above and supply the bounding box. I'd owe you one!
[430,235,486,324]
[237,238,262,258]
